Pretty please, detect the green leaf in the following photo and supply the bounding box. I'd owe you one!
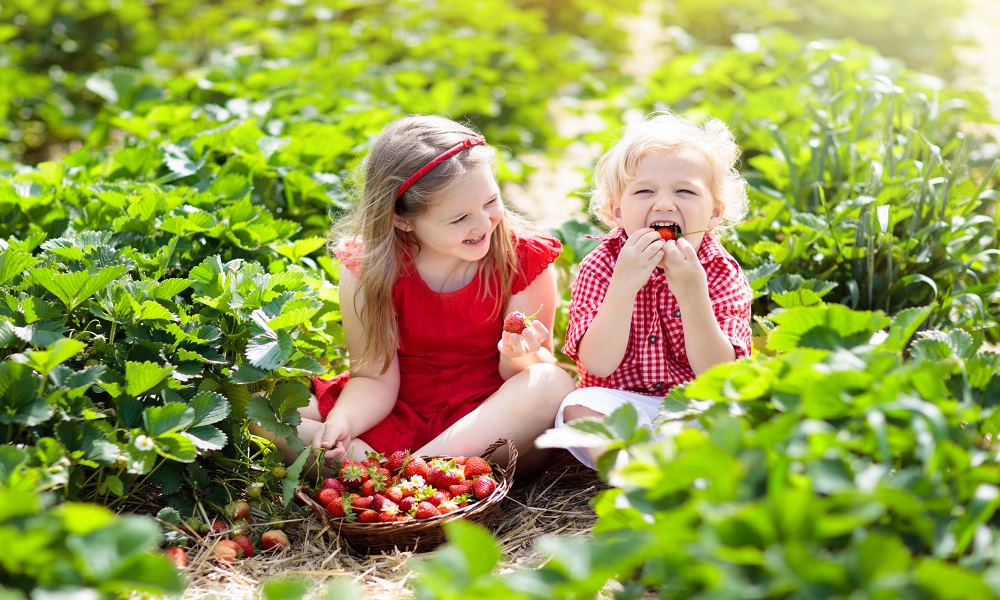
[31,265,129,311]
[189,391,230,426]
[153,278,193,300]
[0,361,52,427]
[272,237,328,262]
[230,363,268,384]
[246,330,294,370]
[12,321,69,348]
[144,402,196,438]
[262,578,312,600]
[9,337,86,376]
[136,300,177,322]
[100,474,125,497]
[186,425,228,451]
[914,558,992,599]
[880,306,933,353]
[0,250,37,287]
[283,447,311,508]
[268,306,322,331]
[154,432,198,462]
[125,361,175,396]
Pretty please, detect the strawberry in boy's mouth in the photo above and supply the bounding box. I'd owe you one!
[651,223,683,241]
[651,223,706,241]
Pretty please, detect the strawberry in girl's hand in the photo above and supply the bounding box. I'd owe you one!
[503,305,542,334]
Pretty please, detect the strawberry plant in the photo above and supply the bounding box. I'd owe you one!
[418,304,1000,597]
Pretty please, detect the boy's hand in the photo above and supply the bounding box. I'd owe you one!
[611,228,665,294]
[660,238,708,299]
[498,319,549,358]
[312,416,351,464]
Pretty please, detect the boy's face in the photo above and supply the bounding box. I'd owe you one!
[613,147,721,251]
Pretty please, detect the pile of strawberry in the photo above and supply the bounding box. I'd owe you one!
[312,450,498,523]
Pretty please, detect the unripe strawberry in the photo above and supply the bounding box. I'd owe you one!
[164,546,187,568]
[212,539,240,564]
[271,465,287,479]
[226,500,251,520]
[261,529,290,551]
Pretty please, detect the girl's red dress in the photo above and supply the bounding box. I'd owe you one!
[312,234,562,455]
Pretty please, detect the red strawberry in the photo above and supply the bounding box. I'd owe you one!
[371,493,389,512]
[352,495,374,511]
[361,479,379,497]
[339,460,367,488]
[226,500,251,520]
[403,456,429,479]
[414,501,440,519]
[317,488,342,507]
[164,546,187,568]
[261,529,290,551]
[385,487,404,504]
[361,452,383,470]
[358,509,379,523]
[427,490,451,507]
[320,477,349,493]
[463,456,492,479]
[326,497,347,517]
[211,520,228,535]
[399,497,417,512]
[231,534,254,558]
[472,476,497,499]
[385,450,409,476]
[449,482,472,497]
[212,539,240,564]
[502,305,542,334]
[654,223,681,241]
[378,511,398,522]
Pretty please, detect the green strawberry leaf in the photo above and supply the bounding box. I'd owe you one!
[9,337,87,376]
[125,361,175,397]
[246,330,294,370]
[153,432,197,462]
[143,403,195,437]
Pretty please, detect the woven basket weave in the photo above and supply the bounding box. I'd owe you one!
[296,438,517,554]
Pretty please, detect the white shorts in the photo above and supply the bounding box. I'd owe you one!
[554,387,663,469]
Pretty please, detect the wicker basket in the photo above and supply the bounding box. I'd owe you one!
[296,438,517,554]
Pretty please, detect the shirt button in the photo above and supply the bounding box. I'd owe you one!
[648,334,657,344]
[653,382,664,390]
[673,309,681,318]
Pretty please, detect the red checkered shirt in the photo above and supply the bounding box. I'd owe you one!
[562,228,752,396]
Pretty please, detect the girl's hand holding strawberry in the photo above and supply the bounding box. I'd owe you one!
[498,319,550,359]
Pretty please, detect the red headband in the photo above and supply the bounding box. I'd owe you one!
[396,135,487,198]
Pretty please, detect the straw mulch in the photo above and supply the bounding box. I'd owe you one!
[173,452,607,599]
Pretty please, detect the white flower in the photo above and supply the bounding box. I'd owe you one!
[134,435,154,452]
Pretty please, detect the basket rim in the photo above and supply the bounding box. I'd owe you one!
[297,437,516,537]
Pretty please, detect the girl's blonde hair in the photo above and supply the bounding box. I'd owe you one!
[332,115,527,373]
[590,111,749,231]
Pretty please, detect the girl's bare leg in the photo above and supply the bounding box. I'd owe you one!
[417,363,576,478]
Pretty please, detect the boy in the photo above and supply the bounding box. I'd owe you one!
[556,111,753,468]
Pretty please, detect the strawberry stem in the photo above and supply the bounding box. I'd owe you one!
[680,229,708,236]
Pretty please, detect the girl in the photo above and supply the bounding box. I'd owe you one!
[261,115,576,477]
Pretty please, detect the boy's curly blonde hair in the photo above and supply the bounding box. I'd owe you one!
[589,111,749,232]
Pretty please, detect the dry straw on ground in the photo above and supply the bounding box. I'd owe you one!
[170,452,606,599]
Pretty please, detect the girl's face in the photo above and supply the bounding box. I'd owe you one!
[396,164,503,266]
[613,147,722,250]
